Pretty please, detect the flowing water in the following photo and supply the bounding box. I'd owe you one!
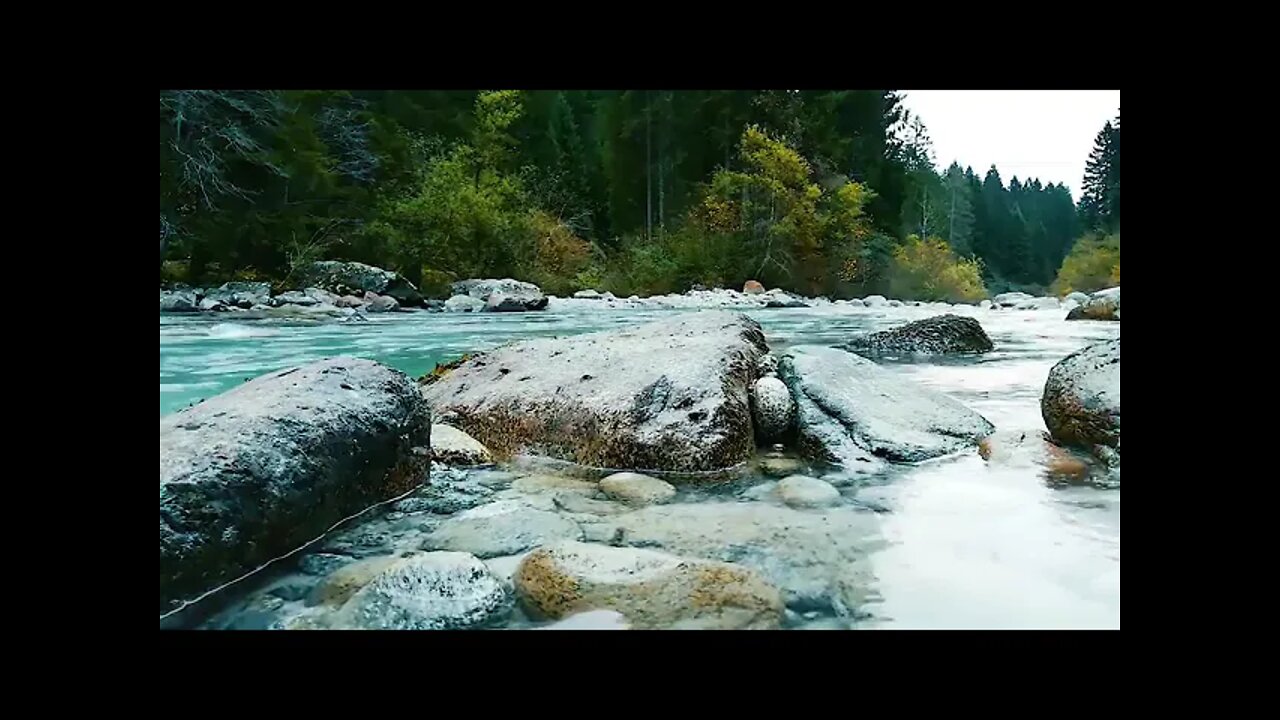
[159,302,1120,630]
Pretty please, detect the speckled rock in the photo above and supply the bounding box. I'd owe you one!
[599,472,676,505]
[421,311,769,473]
[422,500,584,558]
[1042,338,1120,456]
[751,376,795,442]
[431,424,493,466]
[776,475,841,508]
[302,260,422,306]
[779,345,993,465]
[333,552,511,630]
[160,358,431,615]
[514,541,784,629]
[845,314,993,356]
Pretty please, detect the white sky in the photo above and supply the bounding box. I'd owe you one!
[899,90,1120,200]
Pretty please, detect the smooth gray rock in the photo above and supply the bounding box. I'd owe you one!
[422,500,584,558]
[444,294,485,313]
[573,289,602,299]
[863,295,888,307]
[1065,291,1090,305]
[431,424,493,466]
[302,260,422,306]
[272,290,319,307]
[776,475,841,508]
[1042,338,1120,455]
[596,502,883,615]
[599,472,676,506]
[779,345,994,464]
[844,314,994,356]
[333,552,511,630]
[421,311,769,472]
[159,358,431,615]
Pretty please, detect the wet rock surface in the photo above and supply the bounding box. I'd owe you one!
[780,345,994,465]
[844,314,994,355]
[159,357,431,615]
[421,311,769,472]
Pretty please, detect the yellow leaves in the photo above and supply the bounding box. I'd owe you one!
[1052,232,1120,295]
[888,235,987,303]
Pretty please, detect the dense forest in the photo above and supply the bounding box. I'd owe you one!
[160,90,1120,302]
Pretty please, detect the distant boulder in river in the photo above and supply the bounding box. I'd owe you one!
[451,278,548,312]
[1066,286,1120,321]
[844,314,994,356]
[302,261,423,307]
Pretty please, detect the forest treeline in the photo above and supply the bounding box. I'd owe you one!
[160,90,1120,301]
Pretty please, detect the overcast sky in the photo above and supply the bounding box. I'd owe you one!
[898,90,1120,200]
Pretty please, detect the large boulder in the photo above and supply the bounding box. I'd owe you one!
[421,311,769,472]
[271,290,320,307]
[332,552,511,630]
[863,295,888,307]
[1041,338,1120,456]
[204,281,271,309]
[1066,287,1120,321]
[451,278,547,312]
[743,280,766,295]
[302,261,422,306]
[159,357,432,616]
[779,345,994,464]
[514,541,784,629]
[844,314,994,356]
[160,290,199,313]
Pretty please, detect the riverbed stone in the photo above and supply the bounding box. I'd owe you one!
[752,376,795,442]
[422,500,584,558]
[514,540,784,629]
[599,472,676,505]
[431,423,493,466]
[332,551,511,630]
[776,475,841,508]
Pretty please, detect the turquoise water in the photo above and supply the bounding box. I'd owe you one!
[161,303,1121,629]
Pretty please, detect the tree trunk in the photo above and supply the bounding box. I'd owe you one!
[645,91,653,243]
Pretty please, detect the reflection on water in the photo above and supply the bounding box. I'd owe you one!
[161,302,1120,629]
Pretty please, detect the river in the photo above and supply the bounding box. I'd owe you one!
[159,301,1120,629]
